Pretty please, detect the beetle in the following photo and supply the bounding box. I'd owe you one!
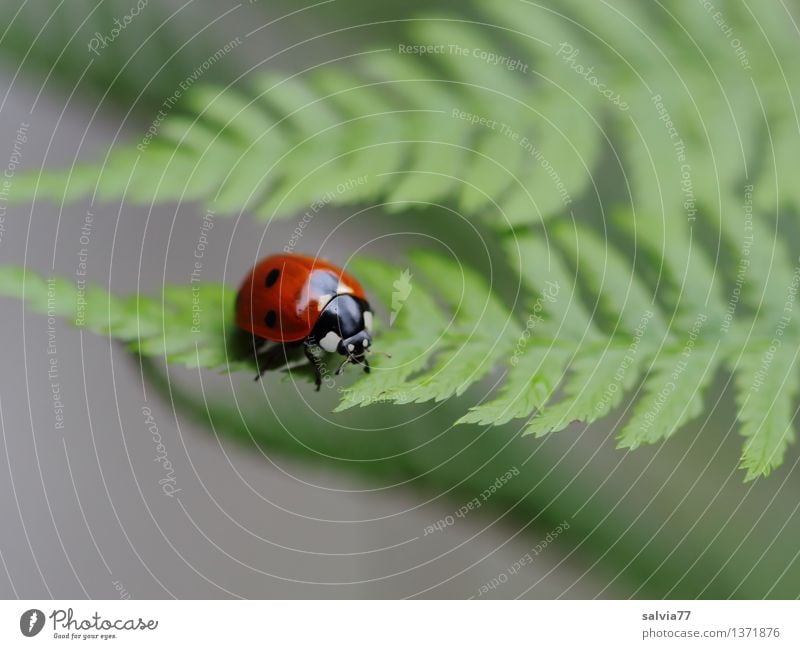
[235,253,382,390]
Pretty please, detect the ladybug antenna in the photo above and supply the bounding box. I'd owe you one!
[335,356,353,376]
[367,349,392,359]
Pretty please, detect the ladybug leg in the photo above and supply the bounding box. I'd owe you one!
[252,340,282,381]
[253,341,297,381]
[253,353,274,381]
[361,355,370,374]
[253,349,270,381]
[303,340,323,391]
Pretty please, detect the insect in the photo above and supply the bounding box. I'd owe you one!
[235,253,384,390]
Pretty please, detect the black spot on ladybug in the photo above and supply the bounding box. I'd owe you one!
[265,268,280,288]
[264,310,277,328]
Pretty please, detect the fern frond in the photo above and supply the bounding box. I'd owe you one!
[0,0,242,111]
[527,347,649,437]
[11,33,600,225]
[617,347,720,449]
[7,0,800,480]
[456,348,569,427]
[11,1,798,233]
[734,345,800,481]
[341,251,522,407]
[0,267,238,371]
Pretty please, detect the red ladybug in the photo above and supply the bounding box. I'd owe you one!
[235,253,377,389]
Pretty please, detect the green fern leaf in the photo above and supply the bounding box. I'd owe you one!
[734,346,800,481]
[618,346,720,449]
[0,266,239,372]
[527,346,649,437]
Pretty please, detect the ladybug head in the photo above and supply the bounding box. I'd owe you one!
[312,294,374,364]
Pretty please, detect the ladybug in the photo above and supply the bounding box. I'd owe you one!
[235,253,380,390]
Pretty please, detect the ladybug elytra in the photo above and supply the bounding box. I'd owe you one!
[235,253,380,390]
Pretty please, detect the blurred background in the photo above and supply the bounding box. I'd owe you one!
[1,0,799,599]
